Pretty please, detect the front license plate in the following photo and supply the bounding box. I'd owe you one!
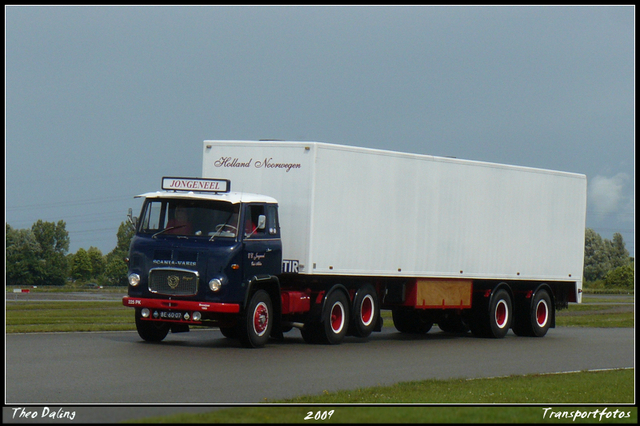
[158,310,183,320]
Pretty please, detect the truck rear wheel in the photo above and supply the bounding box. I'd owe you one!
[513,289,552,337]
[238,290,273,348]
[350,284,379,338]
[318,290,350,344]
[135,310,170,342]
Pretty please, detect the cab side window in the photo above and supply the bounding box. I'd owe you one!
[266,205,280,236]
[244,205,265,237]
[244,204,280,238]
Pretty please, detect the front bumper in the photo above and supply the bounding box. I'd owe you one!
[122,296,240,314]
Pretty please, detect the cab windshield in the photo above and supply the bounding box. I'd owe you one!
[139,199,240,238]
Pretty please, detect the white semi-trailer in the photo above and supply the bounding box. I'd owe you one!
[123,141,587,347]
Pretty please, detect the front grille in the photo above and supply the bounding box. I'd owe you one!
[149,268,199,296]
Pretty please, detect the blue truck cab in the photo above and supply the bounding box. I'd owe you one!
[123,177,283,347]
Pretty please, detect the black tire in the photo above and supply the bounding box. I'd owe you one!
[488,289,512,338]
[349,284,379,338]
[220,326,238,339]
[318,290,350,344]
[392,307,433,334]
[238,290,273,348]
[513,289,552,337]
[300,322,321,344]
[135,310,170,342]
[470,288,512,338]
[438,312,470,334]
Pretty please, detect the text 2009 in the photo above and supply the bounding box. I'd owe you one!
[304,410,334,421]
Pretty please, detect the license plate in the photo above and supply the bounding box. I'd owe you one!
[158,310,183,320]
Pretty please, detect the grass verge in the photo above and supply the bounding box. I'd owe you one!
[125,369,635,423]
[5,301,135,333]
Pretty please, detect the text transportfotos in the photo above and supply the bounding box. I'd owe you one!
[214,157,301,172]
[542,407,631,421]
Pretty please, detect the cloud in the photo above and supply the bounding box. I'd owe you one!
[588,173,630,217]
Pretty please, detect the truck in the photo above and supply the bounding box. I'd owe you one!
[123,140,587,348]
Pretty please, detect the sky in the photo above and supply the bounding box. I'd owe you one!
[5,5,635,257]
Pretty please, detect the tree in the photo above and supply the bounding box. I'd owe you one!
[103,221,135,286]
[6,221,70,286]
[6,224,40,286]
[30,220,70,286]
[87,246,105,278]
[113,220,135,254]
[583,228,610,282]
[71,248,93,281]
[608,233,630,269]
[583,228,633,286]
[605,261,634,289]
[104,255,128,286]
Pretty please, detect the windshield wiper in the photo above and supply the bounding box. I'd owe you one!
[210,212,235,241]
[152,225,185,238]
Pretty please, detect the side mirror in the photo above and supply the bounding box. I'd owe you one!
[257,215,266,230]
[127,208,138,228]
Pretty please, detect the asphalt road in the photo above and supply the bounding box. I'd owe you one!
[6,326,634,409]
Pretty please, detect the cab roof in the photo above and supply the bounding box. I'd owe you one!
[135,191,277,204]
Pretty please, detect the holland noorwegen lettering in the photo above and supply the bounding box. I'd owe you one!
[214,157,301,172]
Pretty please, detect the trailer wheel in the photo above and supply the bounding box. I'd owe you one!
[238,290,273,348]
[470,288,512,338]
[489,289,512,338]
[438,312,470,334]
[392,307,433,334]
[350,284,379,338]
[319,290,350,344]
[513,289,552,337]
[135,310,170,342]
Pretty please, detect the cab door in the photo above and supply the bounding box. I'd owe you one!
[242,204,282,280]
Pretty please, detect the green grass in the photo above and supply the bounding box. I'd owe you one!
[279,369,635,404]
[125,369,636,423]
[555,298,634,328]
[5,301,136,333]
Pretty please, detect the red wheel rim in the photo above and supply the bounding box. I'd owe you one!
[495,300,508,328]
[330,302,345,333]
[536,299,548,328]
[360,295,374,326]
[253,302,269,336]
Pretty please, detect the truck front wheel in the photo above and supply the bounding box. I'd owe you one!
[135,310,170,342]
[238,290,273,348]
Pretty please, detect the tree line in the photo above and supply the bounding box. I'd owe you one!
[6,220,134,287]
[4,222,635,289]
[583,228,634,289]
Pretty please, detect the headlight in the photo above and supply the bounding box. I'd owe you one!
[209,278,223,292]
[128,273,141,286]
